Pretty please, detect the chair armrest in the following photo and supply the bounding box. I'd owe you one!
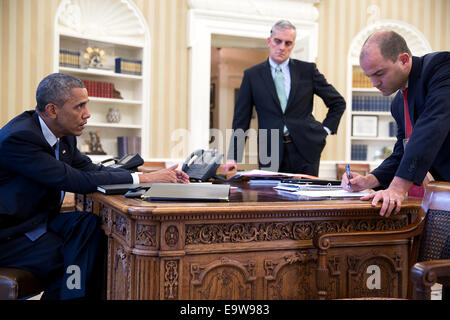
[313,208,426,250]
[410,260,450,299]
[313,208,426,300]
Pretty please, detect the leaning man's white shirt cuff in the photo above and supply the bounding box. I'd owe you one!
[131,172,142,184]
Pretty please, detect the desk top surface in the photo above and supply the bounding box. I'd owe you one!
[90,182,422,216]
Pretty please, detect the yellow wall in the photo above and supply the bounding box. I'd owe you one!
[0,0,190,159]
[315,0,450,161]
[1,0,449,160]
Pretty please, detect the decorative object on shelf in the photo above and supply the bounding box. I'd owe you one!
[106,107,121,123]
[382,146,393,158]
[374,146,393,160]
[83,47,106,68]
[85,130,106,155]
[113,88,124,99]
[352,115,378,137]
[115,58,142,75]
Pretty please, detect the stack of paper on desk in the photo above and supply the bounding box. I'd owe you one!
[275,187,371,200]
[230,169,318,180]
[274,183,342,192]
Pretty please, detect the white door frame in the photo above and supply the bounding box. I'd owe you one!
[187,0,319,153]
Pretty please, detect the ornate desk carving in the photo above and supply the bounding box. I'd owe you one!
[76,183,421,300]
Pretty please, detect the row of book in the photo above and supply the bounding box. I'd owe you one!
[59,49,81,68]
[115,58,142,75]
[352,95,394,112]
[117,136,141,158]
[351,144,368,161]
[352,70,372,88]
[82,80,114,98]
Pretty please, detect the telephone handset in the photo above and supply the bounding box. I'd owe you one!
[182,149,223,182]
[101,153,144,172]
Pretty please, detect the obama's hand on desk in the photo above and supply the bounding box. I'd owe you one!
[139,164,190,184]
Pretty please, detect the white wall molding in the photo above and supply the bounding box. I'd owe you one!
[348,19,432,65]
[56,0,146,45]
[188,0,319,23]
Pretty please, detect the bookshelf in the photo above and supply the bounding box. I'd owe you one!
[53,0,150,161]
[346,65,397,166]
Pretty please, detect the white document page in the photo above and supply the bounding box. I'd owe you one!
[292,189,371,198]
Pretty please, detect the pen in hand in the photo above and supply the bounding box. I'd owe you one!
[346,164,351,190]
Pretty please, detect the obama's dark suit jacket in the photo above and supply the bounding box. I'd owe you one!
[0,110,132,242]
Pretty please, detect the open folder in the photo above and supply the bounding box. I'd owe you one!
[142,183,230,201]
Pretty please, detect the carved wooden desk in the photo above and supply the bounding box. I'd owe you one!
[76,183,421,300]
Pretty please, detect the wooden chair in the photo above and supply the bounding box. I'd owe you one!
[0,192,81,300]
[409,181,450,299]
[335,163,370,180]
[0,268,42,300]
[314,181,450,300]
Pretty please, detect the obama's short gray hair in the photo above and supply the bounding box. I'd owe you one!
[36,73,85,112]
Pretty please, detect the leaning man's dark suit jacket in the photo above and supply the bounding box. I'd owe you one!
[228,58,346,170]
[372,52,450,187]
[0,110,133,241]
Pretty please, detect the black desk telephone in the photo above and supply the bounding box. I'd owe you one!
[182,149,223,182]
[101,153,144,171]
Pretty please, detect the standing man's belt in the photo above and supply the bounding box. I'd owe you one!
[283,133,293,143]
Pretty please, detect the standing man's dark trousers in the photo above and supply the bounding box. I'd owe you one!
[0,211,106,300]
[278,135,320,176]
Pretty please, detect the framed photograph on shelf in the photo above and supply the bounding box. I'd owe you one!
[352,115,378,137]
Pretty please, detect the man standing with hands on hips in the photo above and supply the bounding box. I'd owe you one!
[342,31,450,218]
[223,20,346,176]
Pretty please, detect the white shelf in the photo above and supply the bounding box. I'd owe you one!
[352,87,378,92]
[86,122,142,129]
[352,111,392,116]
[351,137,397,142]
[59,66,142,80]
[88,97,142,105]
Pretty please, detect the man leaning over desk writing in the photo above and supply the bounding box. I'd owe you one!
[341,30,450,218]
[0,73,189,300]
